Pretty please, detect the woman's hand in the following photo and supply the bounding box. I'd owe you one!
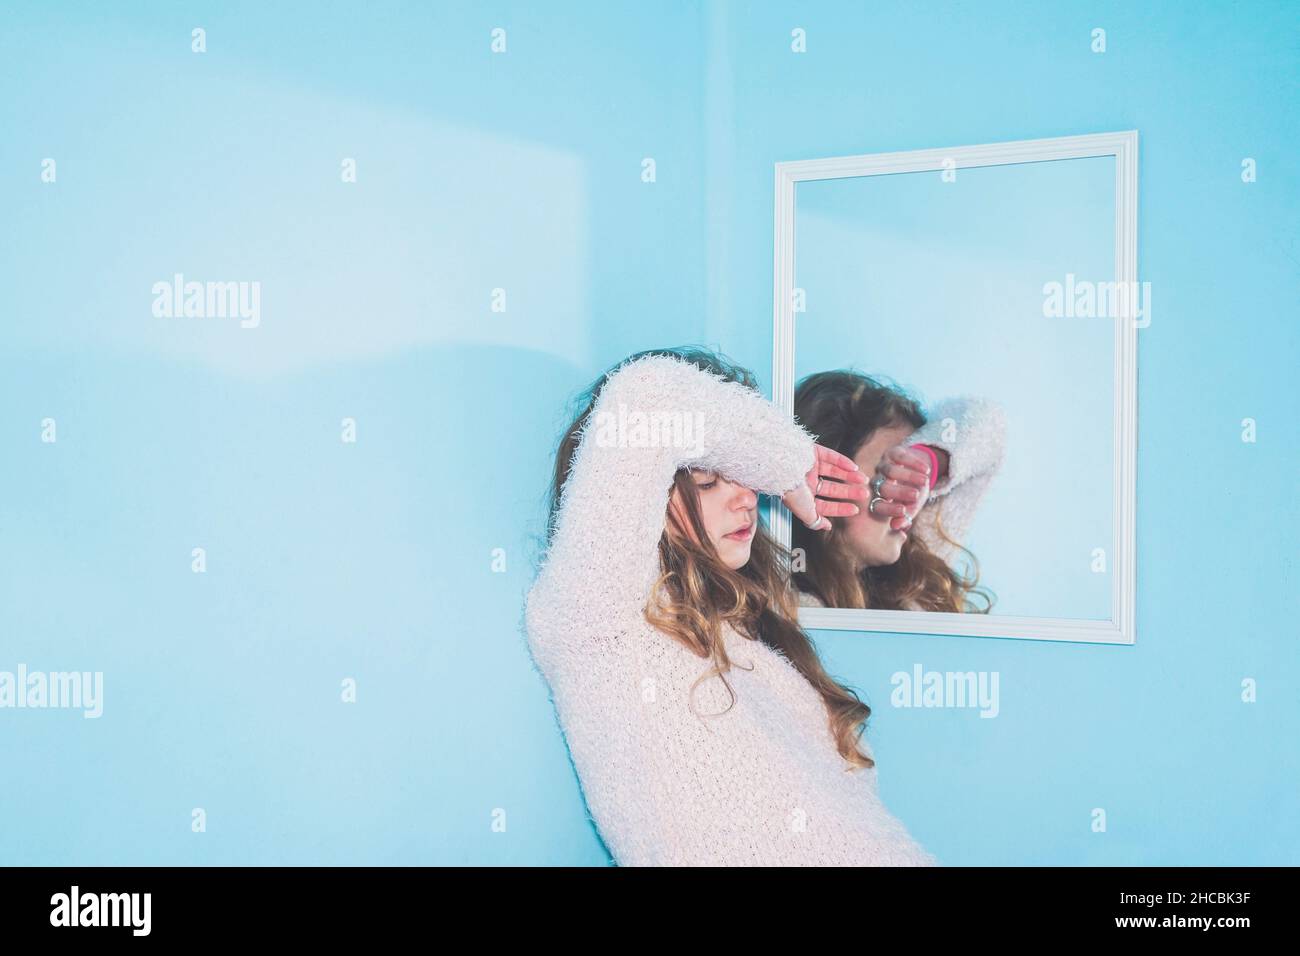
[783,444,869,531]
[869,444,935,531]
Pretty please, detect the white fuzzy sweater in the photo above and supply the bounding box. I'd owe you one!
[907,396,1007,565]
[524,353,938,866]
[797,395,1008,610]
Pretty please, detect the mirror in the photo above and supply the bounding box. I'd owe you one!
[772,132,1138,643]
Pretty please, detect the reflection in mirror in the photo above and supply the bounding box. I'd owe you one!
[791,157,1115,620]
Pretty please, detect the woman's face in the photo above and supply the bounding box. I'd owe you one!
[668,469,759,570]
[838,423,914,568]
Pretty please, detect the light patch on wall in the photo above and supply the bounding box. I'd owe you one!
[6,56,592,380]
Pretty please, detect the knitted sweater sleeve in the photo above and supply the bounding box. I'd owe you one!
[525,353,817,654]
[905,396,1007,564]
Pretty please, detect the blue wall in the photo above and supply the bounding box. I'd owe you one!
[704,0,1299,865]
[1,0,1295,865]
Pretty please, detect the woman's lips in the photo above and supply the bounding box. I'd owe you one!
[724,523,754,541]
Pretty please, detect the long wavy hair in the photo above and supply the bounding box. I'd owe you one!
[792,369,993,613]
[546,347,879,770]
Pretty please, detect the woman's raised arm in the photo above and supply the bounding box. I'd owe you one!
[525,353,819,654]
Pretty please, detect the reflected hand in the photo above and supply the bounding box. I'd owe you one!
[870,444,934,531]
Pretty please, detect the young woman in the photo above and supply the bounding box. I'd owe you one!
[792,370,1006,612]
[525,347,938,866]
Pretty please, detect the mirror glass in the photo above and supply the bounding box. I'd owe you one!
[792,156,1116,620]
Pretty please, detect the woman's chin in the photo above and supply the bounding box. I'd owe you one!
[860,536,905,567]
[718,542,752,570]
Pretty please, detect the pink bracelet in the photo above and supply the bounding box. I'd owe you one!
[911,444,940,490]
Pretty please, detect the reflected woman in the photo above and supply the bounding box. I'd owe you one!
[792,370,1006,612]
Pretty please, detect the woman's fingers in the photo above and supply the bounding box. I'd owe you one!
[877,459,929,491]
[877,477,923,504]
[814,443,864,478]
[817,462,867,485]
[783,484,832,532]
[803,443,869,517]
[858,444,934,527]
[867,496,910,519]
[888,444,934,476]
[795,444,917,530]
[816,478,870,503]
[816,499,860,518]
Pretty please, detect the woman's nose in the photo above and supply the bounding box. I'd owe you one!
[729,484,758,509]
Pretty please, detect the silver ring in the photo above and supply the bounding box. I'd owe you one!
[815,477,823,496]
[869,495,885,516]
[871,475,886,496]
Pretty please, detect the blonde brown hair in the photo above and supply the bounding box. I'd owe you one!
[546,347,879,770]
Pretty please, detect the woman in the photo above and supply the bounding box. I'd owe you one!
[525,347,938,866]
[792,370,1006,612]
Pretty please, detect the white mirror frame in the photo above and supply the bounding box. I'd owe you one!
[772,130,1138,645]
